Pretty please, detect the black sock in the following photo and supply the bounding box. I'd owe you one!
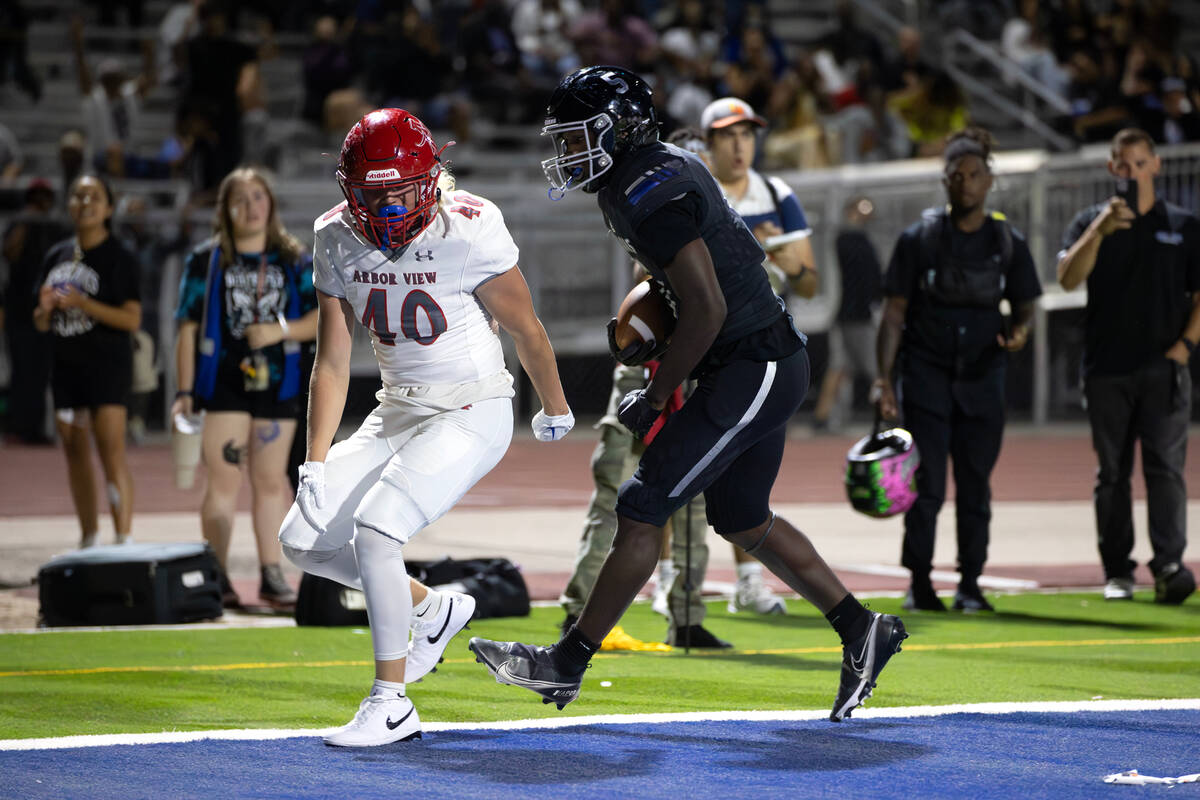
[552,626,599,675]
[959,575,980,595]
[825,594,872,645]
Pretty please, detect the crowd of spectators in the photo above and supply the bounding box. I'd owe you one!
[0,0,1198,195]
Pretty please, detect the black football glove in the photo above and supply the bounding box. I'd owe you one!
[617,389,660,438]
[607,317,667,367]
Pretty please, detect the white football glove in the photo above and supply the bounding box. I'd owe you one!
[531,408,575,442]
[296,460,329,533]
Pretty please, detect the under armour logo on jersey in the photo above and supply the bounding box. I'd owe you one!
[413,250,434,261]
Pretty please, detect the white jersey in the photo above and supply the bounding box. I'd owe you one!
[312,190,518,388]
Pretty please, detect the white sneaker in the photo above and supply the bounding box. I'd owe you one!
[650,564,676,619]
[405,591,476,683]
[323,694,421,747]
[728,573,787,615]
[1104,577,1135,600]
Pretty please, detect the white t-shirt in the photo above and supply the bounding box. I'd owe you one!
[312,190,518,388]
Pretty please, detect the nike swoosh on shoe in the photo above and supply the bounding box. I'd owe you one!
[495,662,577,696]
[385,704,415,730]
[426,598,455,645]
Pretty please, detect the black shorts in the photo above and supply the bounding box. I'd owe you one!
[52,357,131,411]
[616,347,810,534]
[195,362,301,420]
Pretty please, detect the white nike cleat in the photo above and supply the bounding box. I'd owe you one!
[323,693,421,747]
[405,591,476,683]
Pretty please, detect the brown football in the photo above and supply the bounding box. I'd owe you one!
[613,280,676,351]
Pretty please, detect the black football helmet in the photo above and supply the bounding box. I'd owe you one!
[541,66,659,195]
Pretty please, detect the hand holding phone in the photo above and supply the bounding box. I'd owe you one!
[1115,178,1139,216]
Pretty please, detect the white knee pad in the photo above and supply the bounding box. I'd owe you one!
[279,502,356,553]
[354,524,412,662]
[281,543,362,591]
[353,479,429,546]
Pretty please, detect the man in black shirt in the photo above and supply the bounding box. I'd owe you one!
[1058,128,1200,605]
[874,128,1043,613]
[469,66,907,722]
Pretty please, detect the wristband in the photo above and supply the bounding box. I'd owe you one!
[278,317,290,338]
[1182,338,1196,354]
[175,390,193,399]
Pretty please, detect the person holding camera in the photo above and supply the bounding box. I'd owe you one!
[874,127,1042,613]
[1057,128,1200,606]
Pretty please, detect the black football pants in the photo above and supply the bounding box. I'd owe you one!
[899,357,1006,581]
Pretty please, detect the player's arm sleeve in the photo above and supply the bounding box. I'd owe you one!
[770,177,811,234]
[632,192,705,269]
[311,228,346,298]
[465,201,521,289]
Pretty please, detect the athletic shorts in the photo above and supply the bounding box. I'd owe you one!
[616,347,810,535]
[52,357,131,411]
[196,362,301,420]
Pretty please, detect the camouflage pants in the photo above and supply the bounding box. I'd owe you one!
[558,364,709,626]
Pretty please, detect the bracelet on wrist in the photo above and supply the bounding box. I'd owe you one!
[278,317,290,339]
[1182,338,1196,354]
[175,390,193,399]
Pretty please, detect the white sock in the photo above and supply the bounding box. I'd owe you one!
[412,589,443,620]
[370,678,405,699]
[657,559,675,586]
[736,561,763,581]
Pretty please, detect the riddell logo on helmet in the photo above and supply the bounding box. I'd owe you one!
[365,169,401,181]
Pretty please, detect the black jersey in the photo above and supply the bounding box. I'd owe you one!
[597,142,794,355]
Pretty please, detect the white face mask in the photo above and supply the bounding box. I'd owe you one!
[541,113,615,198]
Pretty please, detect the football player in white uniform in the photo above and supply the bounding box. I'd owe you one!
[278,108,574,747]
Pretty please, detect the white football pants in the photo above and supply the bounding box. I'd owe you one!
[280,396,513,661]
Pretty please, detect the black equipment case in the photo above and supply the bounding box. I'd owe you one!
[37,542,224,627]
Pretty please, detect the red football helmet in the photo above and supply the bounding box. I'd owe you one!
[337,109,450,250]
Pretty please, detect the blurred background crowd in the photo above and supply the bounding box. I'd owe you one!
[1,0,1199,443]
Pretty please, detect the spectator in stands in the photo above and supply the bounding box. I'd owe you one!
[824,79,912,165]
[1066,46,1131,143]
[656,0,720,130]
[1002,0,1071,98]
[889,69,969,157]
[2,179,67,444]
[360,6,469,143]
[301,15,354,128]
[816,0,885,94]
[70,17,158,178]
[812,196,883,433]
[874,128,1042,613]
[1159,76,1200,144]
[182,1,262,190]
[58,132,86,204]
[763,51,833,170]
[33,174,141,549]
[717,18,785,116]
[880,25,930,96]
[172,167,317,610]
[0,0,41,104]
[458,0,543,125]
[1057,128,1199,606]
[511,0,581,86]
[157,0,202,88]
[567,0,658,74]
[703,97,813,615]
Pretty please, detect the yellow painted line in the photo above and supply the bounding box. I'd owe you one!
[3,636,1199,679]
[0,660,371,678]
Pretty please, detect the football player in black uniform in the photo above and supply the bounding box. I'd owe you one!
[470,67,907,722]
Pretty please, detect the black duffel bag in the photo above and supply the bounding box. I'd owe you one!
[295,556,530,627]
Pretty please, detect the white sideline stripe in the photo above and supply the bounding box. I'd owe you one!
[670,361,776,498]
[4,699,1199,751]
[837,563,1042,590]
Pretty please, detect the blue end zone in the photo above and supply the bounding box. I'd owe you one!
[5,710,1198,799]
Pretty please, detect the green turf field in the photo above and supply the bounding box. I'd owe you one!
[2,592,1199,741]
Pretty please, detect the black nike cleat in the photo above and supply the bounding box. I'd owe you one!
[468,637,584,710]
[829,611,908,722]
